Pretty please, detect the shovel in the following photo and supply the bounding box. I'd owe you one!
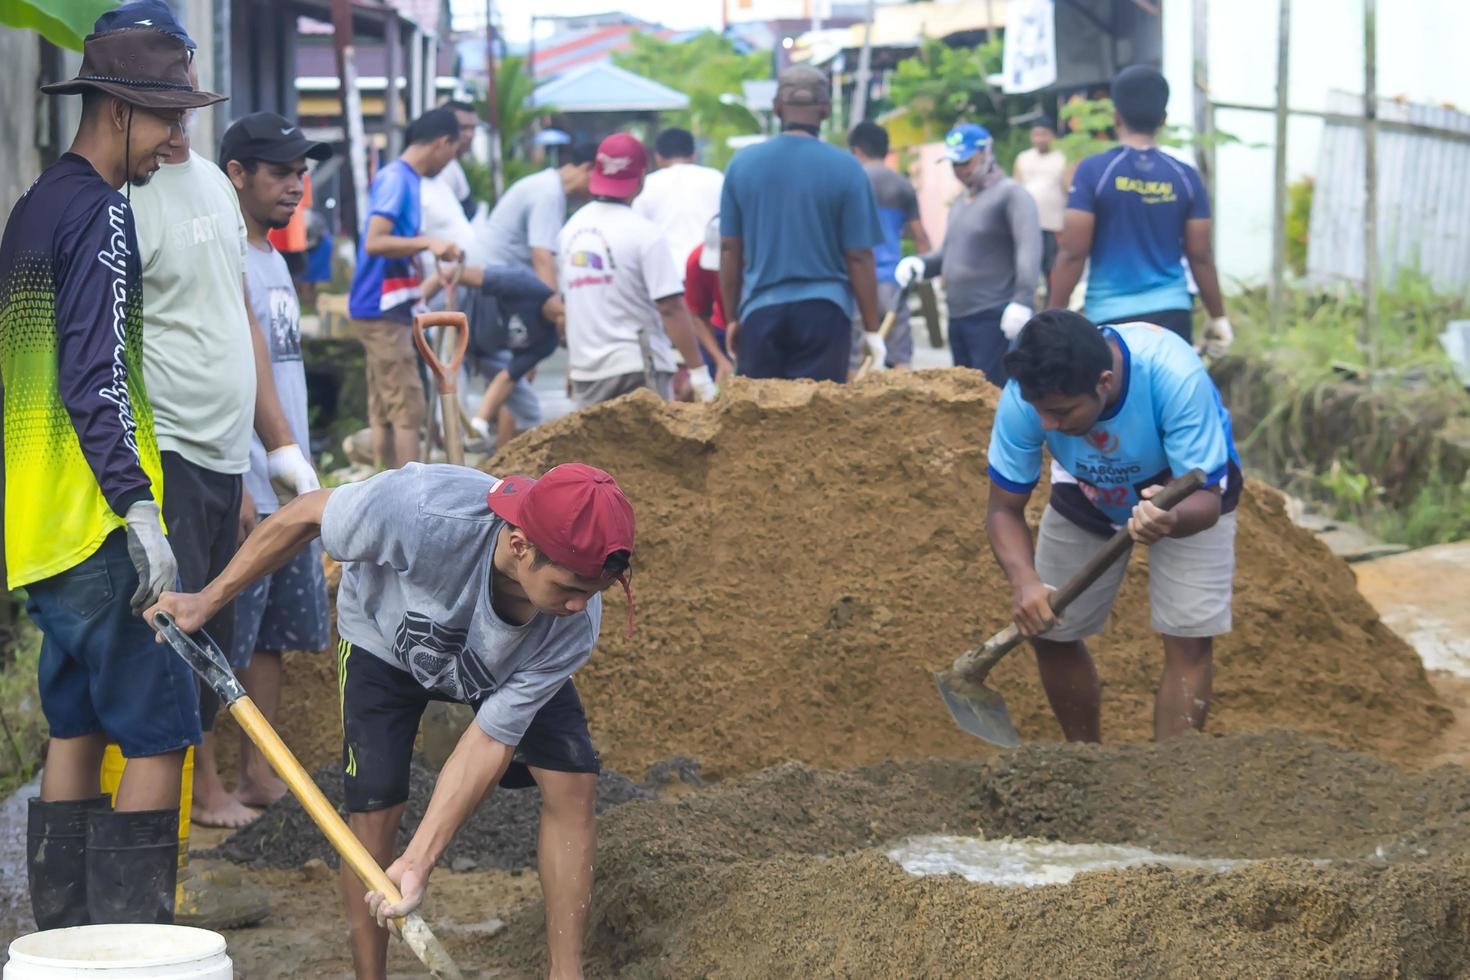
[934,468,1206,747]
[854,283,913,379]
[153,612,465,980]
[413,310,471,466]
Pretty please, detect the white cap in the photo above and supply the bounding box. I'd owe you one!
[699,214,720,272]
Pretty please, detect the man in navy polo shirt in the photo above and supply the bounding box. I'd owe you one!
[985,310,1242,743]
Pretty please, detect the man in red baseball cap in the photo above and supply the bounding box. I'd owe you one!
[147,460,634,978]
[560,132,715,407]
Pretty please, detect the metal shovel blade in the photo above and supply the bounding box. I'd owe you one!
[933,671,1020,748]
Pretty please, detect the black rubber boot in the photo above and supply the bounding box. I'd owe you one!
[26,795,112,930]
[85,807,180,925]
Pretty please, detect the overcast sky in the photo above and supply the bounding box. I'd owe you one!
[450,0,727,45]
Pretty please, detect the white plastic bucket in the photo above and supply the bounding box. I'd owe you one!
[4,925,231,979]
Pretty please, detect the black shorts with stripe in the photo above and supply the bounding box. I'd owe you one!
[336,639,600,813]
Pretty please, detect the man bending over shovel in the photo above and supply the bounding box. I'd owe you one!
[149,462,634,980]
[985,309,1242,741]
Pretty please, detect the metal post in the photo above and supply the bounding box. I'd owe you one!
[408,26,424,118]
[385,17,402,157]
[1191,0,1214,210]
[485,0,503,196]
[1362,0,1378,368]
[330,0,368,237]
[1268,0,1290,332]
[850,0,876,124]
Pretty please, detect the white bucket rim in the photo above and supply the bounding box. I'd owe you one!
[7,924,226,968]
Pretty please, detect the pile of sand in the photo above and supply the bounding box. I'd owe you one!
[492,731,1470,978]
[486,372,1448,774]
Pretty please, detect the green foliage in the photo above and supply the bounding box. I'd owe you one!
[471,55,553,205]
[887,38,1031,169]
[1,0,115,51]
[0,616,45,796]
[612,31,768,169]
[1285,177,1314,277]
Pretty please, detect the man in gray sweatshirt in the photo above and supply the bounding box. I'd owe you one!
[896,123,1041,386]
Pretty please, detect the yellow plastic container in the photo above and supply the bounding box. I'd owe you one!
[98,743,193,868]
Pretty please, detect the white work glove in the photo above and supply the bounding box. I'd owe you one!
[1198,316,1235,358]
[863,331,889,371]
[267,444,320,499]
[124,501,177,615]
[999,302,1033,341]
[688,364,717,402]
[894,256,926,290]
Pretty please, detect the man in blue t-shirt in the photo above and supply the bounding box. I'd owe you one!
[986,309,1243,743]
[347,108,463,469]
[1047,66,1234,356]
[719,66,886,382]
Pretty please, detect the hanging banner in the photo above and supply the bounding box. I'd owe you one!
[1002,0,1058,94]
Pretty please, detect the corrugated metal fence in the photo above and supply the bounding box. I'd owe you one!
[1307,90,1470,294]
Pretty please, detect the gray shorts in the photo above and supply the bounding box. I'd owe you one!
[1034,504,1237,641]
[850,280,913,371]
[570,370,673,409]
[229,539,331,668]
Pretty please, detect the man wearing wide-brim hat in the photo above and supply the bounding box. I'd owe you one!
[2,21,221,929]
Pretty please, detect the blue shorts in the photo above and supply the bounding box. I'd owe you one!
[228,539,331,669]
[26,531,201,758]
[736,298,851,383]
[949,306,1010,387]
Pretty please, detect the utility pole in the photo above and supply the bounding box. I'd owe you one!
[330,0,368,237]
[850,0,877,124]
[484,0,504,197]
[1268,0,1290,333]
[1361,0,1379,369]
[1191,0,1215,212]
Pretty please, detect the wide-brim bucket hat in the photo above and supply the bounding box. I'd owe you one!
[41,27,225,110]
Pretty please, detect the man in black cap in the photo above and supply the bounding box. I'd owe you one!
[1,22,222,928]
[218,114,335,812]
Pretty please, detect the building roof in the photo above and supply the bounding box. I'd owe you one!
[532,61,690,113]
[529,22,673,80]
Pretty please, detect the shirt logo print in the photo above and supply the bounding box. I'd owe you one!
[1084,428,1120,454]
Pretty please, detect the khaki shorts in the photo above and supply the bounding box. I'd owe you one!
[570,370,673,410]
[354,318,426,429]
[1035,504,1236,641]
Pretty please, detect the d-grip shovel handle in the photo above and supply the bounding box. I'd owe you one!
[412,311,470,396]
[949,468,1207,682]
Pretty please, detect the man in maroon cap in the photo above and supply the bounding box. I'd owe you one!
[560,132,714,407]
[148,460,633,979]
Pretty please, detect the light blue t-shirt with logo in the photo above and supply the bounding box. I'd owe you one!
[987,322,1241,532]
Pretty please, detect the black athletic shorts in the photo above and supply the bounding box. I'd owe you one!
[336,639,600,813]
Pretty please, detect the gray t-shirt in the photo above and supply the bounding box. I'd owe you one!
[320,464,600,746]
[922,176,1042,317]
[470,168,566,268]
[242,242,310,514]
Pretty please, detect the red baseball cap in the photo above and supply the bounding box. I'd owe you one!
[486,463,637,631]
[588,133,647,199]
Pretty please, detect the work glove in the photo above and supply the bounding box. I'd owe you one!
[688,364,717,402]
[999,302,1033,341]
[267,444,320,499]
[894,256,926,290]
[862,331,889,371]
[124,501,177,615]
[1198,316,1235,358]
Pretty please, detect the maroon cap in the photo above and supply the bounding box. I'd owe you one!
[588,133,647,199]
[487,463,636,631]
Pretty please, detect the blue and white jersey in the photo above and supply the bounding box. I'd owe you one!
[987,322,1242,534]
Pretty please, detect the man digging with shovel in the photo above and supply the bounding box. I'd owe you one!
[985,310,1242,741]
[148,462,634,979]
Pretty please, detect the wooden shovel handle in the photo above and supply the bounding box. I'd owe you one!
[412,312,470,395]
[950,468,1207,681]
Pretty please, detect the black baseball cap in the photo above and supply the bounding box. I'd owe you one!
[220,112,332,166]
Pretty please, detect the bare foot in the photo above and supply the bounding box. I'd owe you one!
[234,771,289,809]
[192,791,261,829]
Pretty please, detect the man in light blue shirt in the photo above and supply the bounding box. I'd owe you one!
[986,309,1242,743]
[719,66,886,382]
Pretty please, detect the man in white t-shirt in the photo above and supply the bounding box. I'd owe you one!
[1012,119,1069,280]
[633,127,724,278]
[561,133,714,408]
[130,88,319,829]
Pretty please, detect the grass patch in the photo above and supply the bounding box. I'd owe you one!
[0,615,46,797]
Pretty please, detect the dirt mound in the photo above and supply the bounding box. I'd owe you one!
[491,731,1470,978]
[479,372,1446,775]
[207,756,693,871]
